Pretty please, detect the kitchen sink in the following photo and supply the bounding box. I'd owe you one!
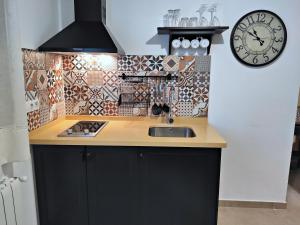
[148,127,196,138]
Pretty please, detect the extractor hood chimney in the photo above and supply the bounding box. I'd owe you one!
[38,0,120,53]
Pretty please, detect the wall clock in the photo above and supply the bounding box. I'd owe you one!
[230,10,287,67]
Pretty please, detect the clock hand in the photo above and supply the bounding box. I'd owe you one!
[247,31,257,38]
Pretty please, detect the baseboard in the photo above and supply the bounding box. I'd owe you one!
[219,200,287,209]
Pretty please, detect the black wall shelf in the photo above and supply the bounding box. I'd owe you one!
[157,26,229,54]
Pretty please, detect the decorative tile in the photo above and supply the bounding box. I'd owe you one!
[179,56,195,72]
[72,55,87,70]
[102,85,119,101]
[103,71,119,87]
[163,56,179,72]
[193,102,208,117]
[176,102,193,117]
[24,70,37,91]
[193,87,209,104]
[37,70,48,90]
[27,110,40,131]
[177,71,194,87]
[65,100,75,115]
[49,104,58,121]
[37,90,49,108]
[46,53,62,70]
[119,104,133,116]
[63,71,76,86]
[89,86,103,100]
[54,70,63,87]
[25,91,37,102]
[133,83,149,102]
[132,56,149,72]
[39,106,50,126]
[120,93,134,103]
[133,104,148,116]
[56,101,65,117]
[118,55,133,71]
[194,72,210,88]
[84,55,102,71]
[195,56,211,72]
[73,100,89,115]
[73,70,88,85]
[23,49,36,70]
[35,52,46,70]
[72,85,90,101]
[47,70,56,88]
[87,71,103,86]
[103,101,118,116]
[48,87,58,105]
[146,56,164,72]
[100,54,118,72]
[178,86,193,103]
[62,55,75,70]
[64,85,74,101]
[55,86,65,103]
[88,99,103,116]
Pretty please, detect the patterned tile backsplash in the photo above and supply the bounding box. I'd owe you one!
[23,50,211,131]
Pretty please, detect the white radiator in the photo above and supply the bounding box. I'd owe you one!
[0,177,25,225]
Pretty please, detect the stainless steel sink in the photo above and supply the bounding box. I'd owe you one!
[148,127,196,138]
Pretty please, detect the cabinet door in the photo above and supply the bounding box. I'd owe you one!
[86,147,139,225]
[141,148,221,225]
[32,145,88,225]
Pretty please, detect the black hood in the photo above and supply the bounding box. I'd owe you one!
[38,0,120,53]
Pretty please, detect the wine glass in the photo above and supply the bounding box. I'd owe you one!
[196,4,208,26]
[208,4,220,26]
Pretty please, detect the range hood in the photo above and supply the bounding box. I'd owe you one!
[38,0,120,53]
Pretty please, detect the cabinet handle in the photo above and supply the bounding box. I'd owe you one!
[139,153,144,158]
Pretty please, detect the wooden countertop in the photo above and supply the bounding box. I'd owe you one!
[29,116,227,148]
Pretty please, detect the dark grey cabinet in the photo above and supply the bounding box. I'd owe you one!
[32,146,221,225]
[33,145,88,225]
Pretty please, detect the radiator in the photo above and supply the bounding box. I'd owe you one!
[0,177,24,225]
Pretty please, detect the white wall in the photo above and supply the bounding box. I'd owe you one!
[0,1,74,225]
[108,0,300,203]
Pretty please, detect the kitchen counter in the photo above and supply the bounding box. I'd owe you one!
[29,116,227,148]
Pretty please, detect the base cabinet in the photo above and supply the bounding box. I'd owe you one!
[32,146,221,225]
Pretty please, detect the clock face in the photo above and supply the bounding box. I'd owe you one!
[231,10,287,67]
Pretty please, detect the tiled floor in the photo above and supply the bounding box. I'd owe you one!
[218,168,300,225]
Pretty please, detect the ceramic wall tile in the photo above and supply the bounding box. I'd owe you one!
[35,52,46,70]
[72,84,90,101]
[118,55,134,72]
[147,56,164,72]
[87,71,103,86]
[102,85,119,101]
[195,56,211,72]
[103,71,119,87]
[62,55,75,71]
[163,56,179,72]
[37,70,48,90]
[178,86,194,103]
[24,52,212,129]
[73,100,89,115]
[27,110,40,131]
[23,49,36,70]
[89,86,103,100]
[39,106,50,126]
[88,99,103,116]
[24,70,37,91]
[103,101,119,116]
[179,56,195,72]
[132,56,149,72]
[176,102,193,117]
